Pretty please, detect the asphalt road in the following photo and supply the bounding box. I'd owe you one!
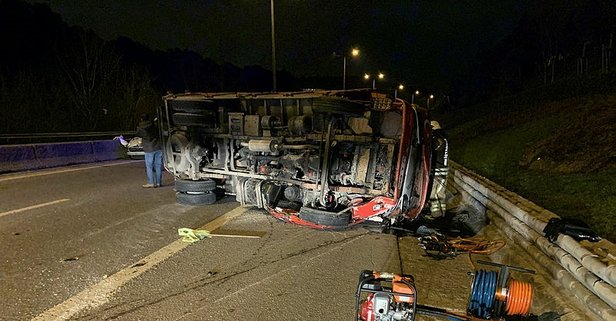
[0,161,591,321]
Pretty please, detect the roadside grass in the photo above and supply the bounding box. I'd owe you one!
[446,109,616,242]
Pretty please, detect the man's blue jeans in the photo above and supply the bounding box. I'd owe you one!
[144,150,163,186]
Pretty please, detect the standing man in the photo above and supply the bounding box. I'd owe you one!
[136,113,163,188]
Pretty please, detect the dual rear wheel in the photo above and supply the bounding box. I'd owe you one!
[175,178,217,205]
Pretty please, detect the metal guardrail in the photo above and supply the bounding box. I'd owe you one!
[0,131,136,140]
[0,131,138,146]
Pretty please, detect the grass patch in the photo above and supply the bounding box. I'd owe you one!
[445,101,616,241]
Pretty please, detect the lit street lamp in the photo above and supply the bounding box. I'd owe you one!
[342,48,360,90]
[427,94,434,109]
[412,90,420,104]
[364,72,384,90]
[394,84,404,99]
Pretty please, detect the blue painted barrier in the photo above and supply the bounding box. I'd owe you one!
[0,140,126,174]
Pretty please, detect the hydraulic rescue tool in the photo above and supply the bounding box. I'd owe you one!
[356,262,537,321]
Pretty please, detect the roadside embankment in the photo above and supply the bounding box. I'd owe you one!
[448,161,616,321]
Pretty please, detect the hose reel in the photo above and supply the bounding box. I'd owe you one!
[468,261,535,319]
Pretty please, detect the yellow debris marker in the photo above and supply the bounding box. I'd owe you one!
[178,228,211,243]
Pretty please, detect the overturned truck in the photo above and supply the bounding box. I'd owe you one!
[159,89,448,229]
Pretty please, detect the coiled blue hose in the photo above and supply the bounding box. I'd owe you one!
[467,270,497,319]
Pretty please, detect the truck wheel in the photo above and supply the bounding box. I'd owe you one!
[176,192,217,205]
[169,100,213,113]
[172,112,216,126]
[175,179,216,193]
[298,207,352,227]
[312,97,366,116]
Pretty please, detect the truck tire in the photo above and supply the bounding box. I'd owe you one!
[169,100,213,113]
[312,97,366,116]
[176,192,216,205]
[172,112,216,126]
[175,179,216,193]
[298,207,352,227]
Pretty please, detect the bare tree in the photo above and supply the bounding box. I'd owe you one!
[56,30,121,130]
[113,65,158,130]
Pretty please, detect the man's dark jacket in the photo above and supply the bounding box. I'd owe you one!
[136,120,162,152]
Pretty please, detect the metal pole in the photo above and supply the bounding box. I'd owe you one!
[270,0,277,92]
[411,94,414,104]
[372,78,376,90]
[343,56,347,90]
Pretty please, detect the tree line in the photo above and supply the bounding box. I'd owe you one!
[0,0,300,135]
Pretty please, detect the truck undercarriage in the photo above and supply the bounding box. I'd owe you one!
[159,89,447,229]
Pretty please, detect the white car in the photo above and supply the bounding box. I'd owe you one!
[126,137,144,159]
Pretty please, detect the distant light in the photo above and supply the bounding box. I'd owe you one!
[398,84,404,90]
[351,48,360,57]
[415,90,420,95]
[378,73,385,79]
[364,73,370,80]
[429,94,434,99]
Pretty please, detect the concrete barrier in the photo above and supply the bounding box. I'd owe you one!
[448,161,616,321]
[0,140,125,174]
[0,145,41,172]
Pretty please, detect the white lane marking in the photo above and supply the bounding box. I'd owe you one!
[32,206,250,321]
[0,199,70,219]
[0,160,140,183]
[174,234,364,321]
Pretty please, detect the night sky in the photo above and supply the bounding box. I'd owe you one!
[27,0,527,90]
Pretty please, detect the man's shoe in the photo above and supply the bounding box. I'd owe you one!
[154,184,161,188]
[142,184,155,188]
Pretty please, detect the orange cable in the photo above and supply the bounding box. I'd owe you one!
[448,237,506,269]
[505,279,533,315]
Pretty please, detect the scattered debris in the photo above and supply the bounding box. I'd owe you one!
[178,228,211,243]
[210,229,264,239]
[61,257,79,262]
[418,233,506,261]
[416,225,439,236]
[178,227,264,243]
[543,218,600,242]
[418,233,457,258]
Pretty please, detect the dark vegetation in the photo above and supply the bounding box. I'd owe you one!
[438,1,616,241]
[0,0,300,134]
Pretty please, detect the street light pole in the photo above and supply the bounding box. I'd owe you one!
[364,72,384,90]
[342,48,359,90]
[270,0,277,92]
[343,56,347,90]
[395,84,404,99]
[412,90,419,104]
